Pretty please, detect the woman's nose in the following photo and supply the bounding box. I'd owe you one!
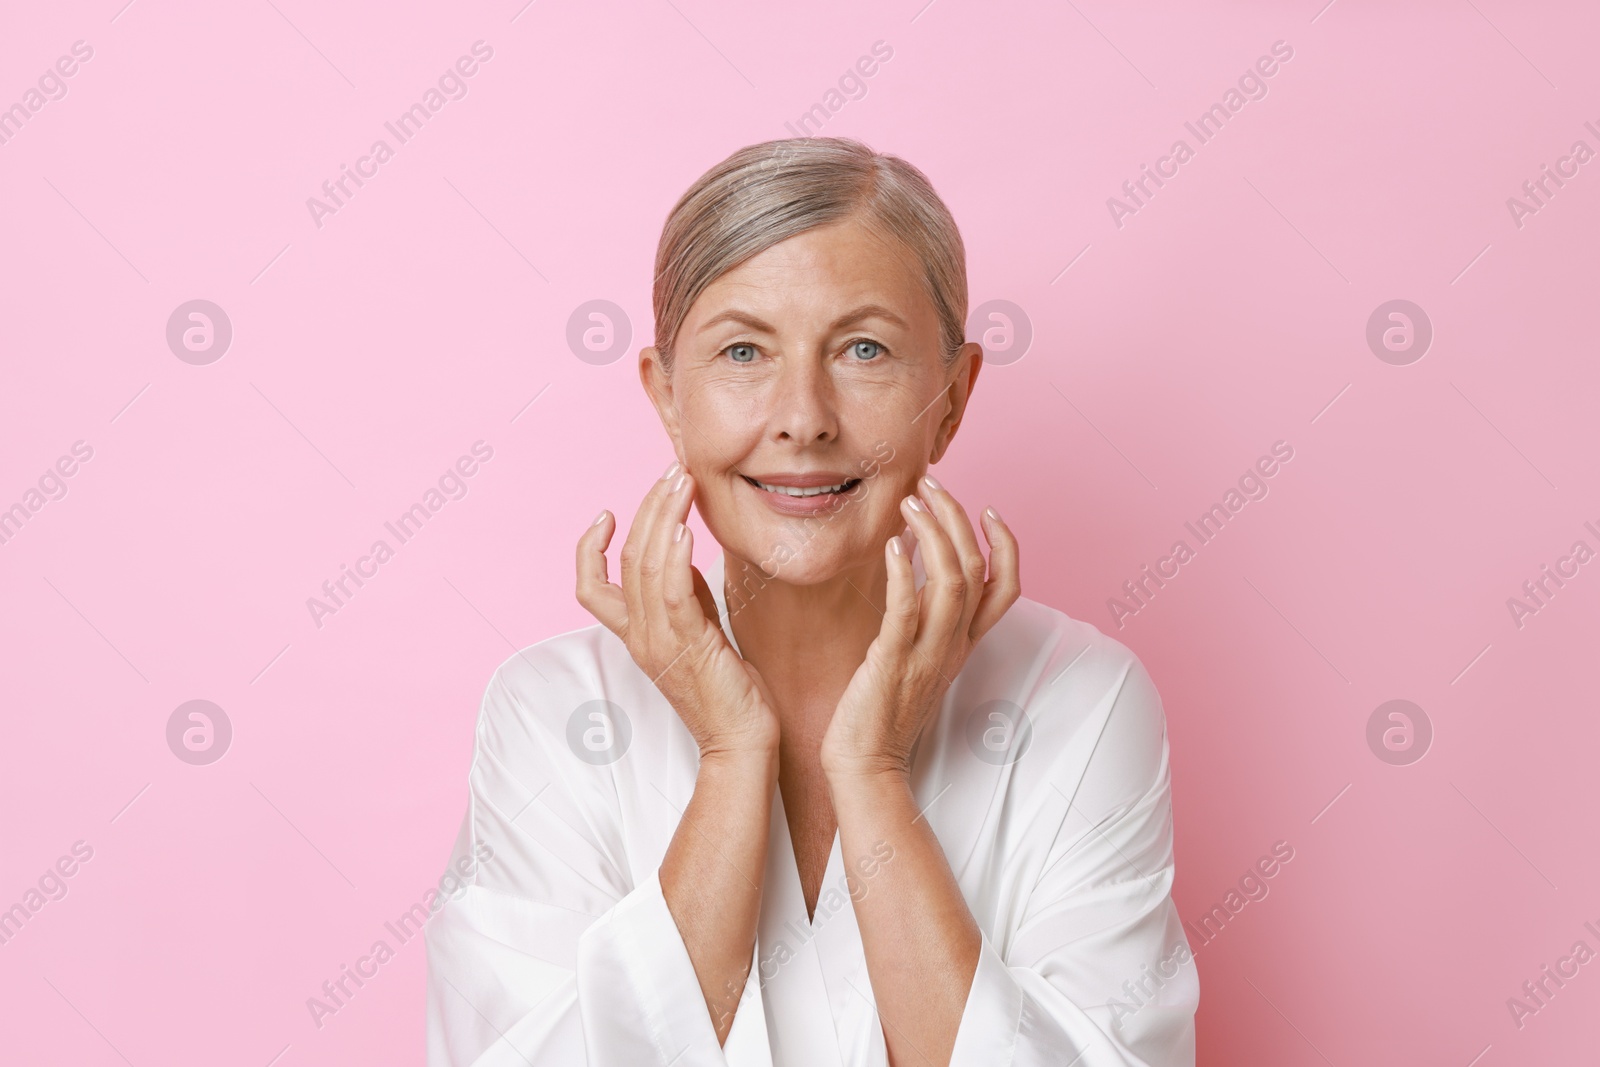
[769,357,838,444]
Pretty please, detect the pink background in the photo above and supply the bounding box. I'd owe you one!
[2,0,1597,1063]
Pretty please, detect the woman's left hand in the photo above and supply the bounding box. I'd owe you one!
[820,474,1021,783]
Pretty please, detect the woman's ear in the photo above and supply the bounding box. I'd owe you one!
[639,346,686,459]
[929,342,983,465]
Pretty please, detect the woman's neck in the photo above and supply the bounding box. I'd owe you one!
[723,552,887,720]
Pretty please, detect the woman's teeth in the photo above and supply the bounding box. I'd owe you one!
[745,476,859,497]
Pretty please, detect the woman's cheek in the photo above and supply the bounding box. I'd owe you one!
[864,433,916,493]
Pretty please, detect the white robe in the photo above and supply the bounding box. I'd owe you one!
[425,546,1199,1065]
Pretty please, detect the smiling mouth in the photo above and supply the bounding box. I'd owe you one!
[741,474,862,497]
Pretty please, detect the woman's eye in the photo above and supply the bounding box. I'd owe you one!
[848,339,883,361]
[727,343,757,363]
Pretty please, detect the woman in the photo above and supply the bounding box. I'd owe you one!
[425,137,1198,1066]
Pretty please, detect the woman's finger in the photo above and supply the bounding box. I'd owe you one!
[642,469,696,652]
[881,533,918,651]
[918,474,989,633]
[663,515,703,646]
[620,460,681,649]
[968,506,1021,643]
[576,509,629,635]
[900,491,964,648]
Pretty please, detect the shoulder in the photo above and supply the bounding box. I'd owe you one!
[470,621,651,761]
[454,623,666,897]
[478,620,627,705]
[962,595,1170,813]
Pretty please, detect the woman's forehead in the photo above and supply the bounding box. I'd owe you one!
[688,224,932,327]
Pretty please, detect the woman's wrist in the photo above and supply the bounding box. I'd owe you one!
[822,757,913,799]
[819,727,912,786]
[697,738,779,781]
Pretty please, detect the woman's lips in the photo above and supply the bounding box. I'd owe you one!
[740,473,862,516]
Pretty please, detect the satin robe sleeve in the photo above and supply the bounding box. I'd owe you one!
[948,649,1199,1067]
[424,649,731,1066]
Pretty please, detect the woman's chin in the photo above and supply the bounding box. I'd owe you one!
[717,526,883,585]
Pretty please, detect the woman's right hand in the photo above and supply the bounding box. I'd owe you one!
[577,461,780,760]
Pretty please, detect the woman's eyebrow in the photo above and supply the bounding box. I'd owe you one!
[699,309,776,334]
[700,304,908,334]
[831,303,908,330]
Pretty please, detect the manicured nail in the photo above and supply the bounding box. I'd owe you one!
[674,523,687,543]
[592,509,608,526]
[904,494,925,513]
[923,474,942,492]
[889,536,903,556]
[671,472,687,493]
[984,506,1003,524]
[662,461,681,480]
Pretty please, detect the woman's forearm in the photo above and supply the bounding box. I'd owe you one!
[659,745,779,1044]
[829,769,982,1067]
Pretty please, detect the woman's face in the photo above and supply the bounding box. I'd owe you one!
[642,214,981,584]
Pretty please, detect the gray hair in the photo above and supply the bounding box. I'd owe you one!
[651,137,968,373]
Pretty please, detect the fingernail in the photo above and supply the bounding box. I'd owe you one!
[904,495,925,513]
[923,474,942,492]
[662,461,681,480]
[592,509,608,526]
[674,523,687,543]
[889,536,903,556]
[984,506,1003,523]
[671,472,687,493]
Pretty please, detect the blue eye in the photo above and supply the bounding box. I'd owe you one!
[848,339,883,361]
[727,343,757,363]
